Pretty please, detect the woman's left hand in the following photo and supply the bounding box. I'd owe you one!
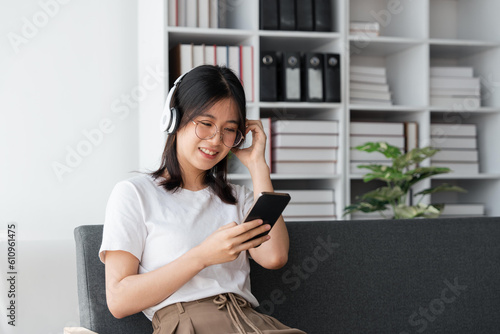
[232,119,268,170]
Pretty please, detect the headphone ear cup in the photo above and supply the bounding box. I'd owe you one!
[167,107,180,134]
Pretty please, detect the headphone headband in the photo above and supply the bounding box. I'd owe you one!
[160,70,191,133]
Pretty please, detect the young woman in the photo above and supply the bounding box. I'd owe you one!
[99,65,306,334]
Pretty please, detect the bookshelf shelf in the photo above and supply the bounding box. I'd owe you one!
[139,0,500,218]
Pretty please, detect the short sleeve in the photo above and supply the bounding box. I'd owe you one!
[99,181,148,263]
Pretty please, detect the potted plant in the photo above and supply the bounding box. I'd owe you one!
[344,142,466,219]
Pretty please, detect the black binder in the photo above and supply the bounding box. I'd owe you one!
[302,53,324,102]
[281,52,301,101]
[324,53,341,102]
[260,51,278,101]
[313,0,331,32]
[260,0,279,30]
[295,0,313,31]
[279,0,296,30]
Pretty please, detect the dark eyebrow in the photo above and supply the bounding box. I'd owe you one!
[199,113,239,125]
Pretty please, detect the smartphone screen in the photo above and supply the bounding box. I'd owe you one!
[243,192,291,241]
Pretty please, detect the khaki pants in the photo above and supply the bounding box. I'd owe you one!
[152,293,307,334]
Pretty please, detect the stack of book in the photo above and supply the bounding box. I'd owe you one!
[349,121,406,174]
[271,120,339,174]
[349,21,380,37]
[430,123,479,174]
[275,189,336,221]
[170,43,254,102]
[168,0,220,28]
[430,66,481,108]
[350,65,393,106]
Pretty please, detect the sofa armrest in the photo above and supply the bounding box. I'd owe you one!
[63,327,98,334]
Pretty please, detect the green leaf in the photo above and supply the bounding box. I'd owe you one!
[354,142,402,159]
[393,147,440,170]
[393,203,442,219]
[361,186,405,202]
[414,184,467,196]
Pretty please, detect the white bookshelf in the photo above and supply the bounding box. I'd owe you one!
[138,0,500,218]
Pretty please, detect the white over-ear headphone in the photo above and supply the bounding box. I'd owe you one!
[160,70,191,133]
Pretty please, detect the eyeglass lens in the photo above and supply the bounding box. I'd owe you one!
[195,121,243,147]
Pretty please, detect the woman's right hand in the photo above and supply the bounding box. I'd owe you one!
[194,220,271,267]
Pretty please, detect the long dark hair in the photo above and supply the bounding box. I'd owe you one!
[150,65,247,204]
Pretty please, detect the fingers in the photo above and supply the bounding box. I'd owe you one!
[245,119,264,136]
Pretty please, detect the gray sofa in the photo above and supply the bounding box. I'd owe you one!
[74,216,500,333]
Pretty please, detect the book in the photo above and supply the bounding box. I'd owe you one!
[260,51,278,101]
[198,0,209,28]
[350,65,386,76]
[430,96,481,108]
[209,0,218,28]
[204,44,216,65]
[216,45,227,67]
[281,52,302,102]
[349,21,380,32]
[279,0,296,30]
[272,120,339,134]
[431,87,480,96]
[350,122,404,136]
[430,136,477,149]
[228,45,240,79]
[273,134,339,148]
[283,202,336,217]
[324,53,341,102]
[274,189,335,203]
[272,161,337,174]
[169,43,193,85]
[240,45,254,102]
[350,73,387,84]
[404,122,418,152]
[350,30,380,37]
[273,148,338,161]
[350,89,391,101]
[302,53,324,102]
[168,0,177,26]
[192,44,205,68]
[430,123,477,137]
[186,0,197,27]
[295,0,313,31]
[350,82,390,92]
[178,0,187,26]
[260,0,278,30]
[430,77,480,89]
[350,135,405,148]
[430,66,474,78]
[431,149,479,162]
[313,0,331,31]
[441,204,484,216]
[350,98,393,106]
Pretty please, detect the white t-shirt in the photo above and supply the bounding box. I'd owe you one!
[99,174,258,320]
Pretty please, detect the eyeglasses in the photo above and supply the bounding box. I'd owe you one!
[191,120,244,148]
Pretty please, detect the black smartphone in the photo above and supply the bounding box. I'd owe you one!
[243,192,291,242]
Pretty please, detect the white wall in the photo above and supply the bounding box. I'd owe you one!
[0,1,145,333]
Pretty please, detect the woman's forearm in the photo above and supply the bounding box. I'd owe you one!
[247,160,290,269]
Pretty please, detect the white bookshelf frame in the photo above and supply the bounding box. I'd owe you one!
[138,0,500,218]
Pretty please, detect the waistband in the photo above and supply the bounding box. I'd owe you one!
[157,293,266,334]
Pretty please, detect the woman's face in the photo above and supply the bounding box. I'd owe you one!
[175,98,241,179]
